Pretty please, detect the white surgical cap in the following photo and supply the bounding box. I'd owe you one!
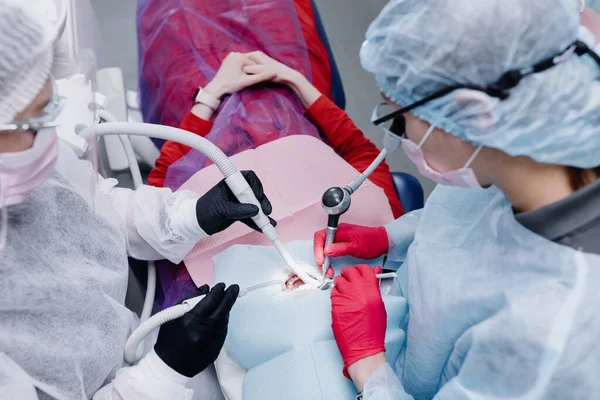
[0,0,57,125]
[362,0,600,168]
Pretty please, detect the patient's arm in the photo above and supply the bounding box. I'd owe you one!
[148,114,214,187]
[148,53,276,188]
[244,51,403,217]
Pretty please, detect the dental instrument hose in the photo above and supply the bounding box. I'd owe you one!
[85,121,310,361]
[124,280,284,364]
[319,128,403,288]
[98,111,158,361]
[89,122,279,240]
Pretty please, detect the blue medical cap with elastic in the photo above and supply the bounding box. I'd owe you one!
[361,0,600,168]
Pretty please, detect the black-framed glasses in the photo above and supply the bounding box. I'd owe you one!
[373,40,600,126]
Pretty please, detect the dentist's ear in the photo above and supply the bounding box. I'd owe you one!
[453,89,497,130]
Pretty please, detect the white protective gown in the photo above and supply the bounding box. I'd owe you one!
[364,185,600,399]
[0,141,223,400]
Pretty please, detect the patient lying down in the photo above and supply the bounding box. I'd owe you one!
[211,240,407,400]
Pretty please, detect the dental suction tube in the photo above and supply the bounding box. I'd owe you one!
[88,123,278,241]
[88,124,307,266]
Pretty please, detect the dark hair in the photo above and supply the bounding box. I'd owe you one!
[566,167,600,191]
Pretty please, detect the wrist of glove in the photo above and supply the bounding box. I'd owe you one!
[314,224,389,267]
[331,265,386,378]
[154,283,239,377]
[196,170,277,236]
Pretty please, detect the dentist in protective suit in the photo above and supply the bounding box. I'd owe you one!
[0,1,275,399]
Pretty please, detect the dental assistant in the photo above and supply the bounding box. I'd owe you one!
[314,0,600,398]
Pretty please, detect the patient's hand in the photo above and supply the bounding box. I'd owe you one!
[243,51,321,108]
[243,51,297,85]
[204,52,277,99]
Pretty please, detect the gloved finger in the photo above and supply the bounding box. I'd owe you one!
[331,223,355,242]
[318,265,335,279]
[259,194,273,216]
[374,266,383,275]
[183,284,210,301]
[241,170,273,215]
[210,284,240,320]
[223,202,259,221]
[332,275,350,294]
[313,229,327,265]
[340,266,362,282]
[325,242,354,258]
[356,264,378,279]
[189,283,226,317]
[331,285,342,299]
[242,217,261,232]
[241,171,264,198]
[241,216,278,233]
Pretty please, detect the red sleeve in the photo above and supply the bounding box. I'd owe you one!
[305,95,404,218]
[148,112,214,187]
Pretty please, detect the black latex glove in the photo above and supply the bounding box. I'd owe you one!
[154,283,240,377]
[196,170,277,235]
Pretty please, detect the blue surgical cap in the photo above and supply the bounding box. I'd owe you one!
[361,0,600,168]
[587,0,600,12]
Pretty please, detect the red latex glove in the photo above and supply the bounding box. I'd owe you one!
[331,264,386,378]
[314,224,389,268]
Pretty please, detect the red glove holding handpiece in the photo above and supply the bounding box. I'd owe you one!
[331,264,387,378]
[313,224,389,270]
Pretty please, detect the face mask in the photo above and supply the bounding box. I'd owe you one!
[400,125,483,189]
[0,128,59,208]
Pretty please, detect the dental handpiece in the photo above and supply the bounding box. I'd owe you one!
[225,171,279,242]
[319,187,352,287]
[317,130,403,289]
[224,171,319,285]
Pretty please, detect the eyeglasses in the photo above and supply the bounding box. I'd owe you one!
[373,40,600,127]
[371,102,407,138]
[0,78,66,133]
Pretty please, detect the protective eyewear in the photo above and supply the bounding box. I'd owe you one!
[0,78,66,133]
[373,40,600,127]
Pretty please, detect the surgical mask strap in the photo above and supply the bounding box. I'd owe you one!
[0,207,7,251]
[464,145,483,168]
[418,125,436,149]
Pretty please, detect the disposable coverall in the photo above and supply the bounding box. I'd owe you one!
[0,140,223,400]
[361,185,600,399]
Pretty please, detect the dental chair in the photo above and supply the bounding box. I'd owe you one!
[392,172,425,213]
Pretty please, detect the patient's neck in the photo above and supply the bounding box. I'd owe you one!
[488,155,573,213]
